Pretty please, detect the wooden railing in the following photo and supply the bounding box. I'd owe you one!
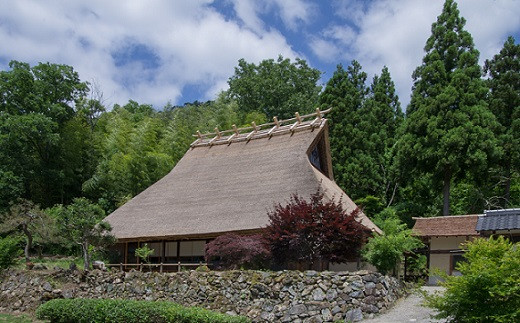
[105,262,208,272]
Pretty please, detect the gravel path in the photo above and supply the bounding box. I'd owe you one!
[363,286,447,323]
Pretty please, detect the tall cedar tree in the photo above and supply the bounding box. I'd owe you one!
[358,67,404,205]
[228,56,322,119]
[484,36,520,207]
[264,190,371,268]
[319,61,368,200]
[399,0,498,216]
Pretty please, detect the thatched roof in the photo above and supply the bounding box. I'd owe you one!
[105,115,381,241]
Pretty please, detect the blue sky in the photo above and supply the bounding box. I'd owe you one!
[1,0,519,109]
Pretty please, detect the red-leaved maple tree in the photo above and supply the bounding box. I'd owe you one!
[264,189,371,268]
[205,233,270,270]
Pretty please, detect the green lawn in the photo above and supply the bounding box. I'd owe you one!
[0,313,40,323]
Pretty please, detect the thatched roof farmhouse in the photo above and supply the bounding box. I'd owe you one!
[104,109,381,268]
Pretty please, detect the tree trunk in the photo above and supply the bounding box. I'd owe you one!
[81,242,90,270]
[504,162,511,208]
[22,225,32,263]
[387,183,398,208]
[443,171,451,216]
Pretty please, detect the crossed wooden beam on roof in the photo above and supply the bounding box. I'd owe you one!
[190,108,332,148]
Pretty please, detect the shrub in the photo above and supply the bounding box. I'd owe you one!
[362,208,423,276]
[36,298,250,323]
[426,236,520,322]
[205,233,270,270]
[135,243,154,264]
[0,236,22,270]
[264,189,371,268]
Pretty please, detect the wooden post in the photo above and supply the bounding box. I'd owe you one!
[160,263,163,273]
[295,112,302,123]
[120,263,123,271]
[316,108,322,121]
[177,260,181,272]
[404,254,408,281]
[124,242,128,266]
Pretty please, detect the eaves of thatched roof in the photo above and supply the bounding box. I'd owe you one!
[104,116,382,241]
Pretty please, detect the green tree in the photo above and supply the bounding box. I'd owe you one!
[484,36,520,207]
[54,198,114,270]
[358,66,404,205]
[362,208,423,275]
[159,94,241,163]
[0,199,54,262]
[0,236,21,270]
[83,102,174,211]
[135,244,154,264]
[0,61,89,208]
[0,169,24,212]
[0,61,88,124]
[427,236,520,322]
[398,0,499,216]
[228,56,322,119]
[319,61,368,199]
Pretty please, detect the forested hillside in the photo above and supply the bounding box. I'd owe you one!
[1,0,519,244]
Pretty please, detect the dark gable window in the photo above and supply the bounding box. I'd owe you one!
[310,146,321,171]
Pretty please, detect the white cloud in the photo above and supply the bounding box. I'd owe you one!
[309,38,341,62]
[271,0,314,30]
[228,0,313,33]
[312,0,520,108]
[0,0,299,108]
[2,0,519,109]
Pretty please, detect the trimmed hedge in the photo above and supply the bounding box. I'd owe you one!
[36,298,249,323]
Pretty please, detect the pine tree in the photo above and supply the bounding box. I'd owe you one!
[484,36,520,207]
[319,61,368,199]
[399,0,498,216]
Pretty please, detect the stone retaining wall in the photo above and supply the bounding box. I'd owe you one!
[0,268,408,322]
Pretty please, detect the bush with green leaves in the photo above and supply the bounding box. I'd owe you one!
[135,243,154,264]
[362,208,423,275]
[36,298,250,323]
[426,236,520,322]
[0,236,22,270]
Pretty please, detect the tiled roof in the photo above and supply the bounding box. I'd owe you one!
[412,215,480,237]
[476,209,520,231]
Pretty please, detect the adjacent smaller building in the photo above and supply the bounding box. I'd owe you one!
[412,209,520,284]
[412,215,479,285]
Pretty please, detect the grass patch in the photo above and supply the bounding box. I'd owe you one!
[0,313,40,322]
